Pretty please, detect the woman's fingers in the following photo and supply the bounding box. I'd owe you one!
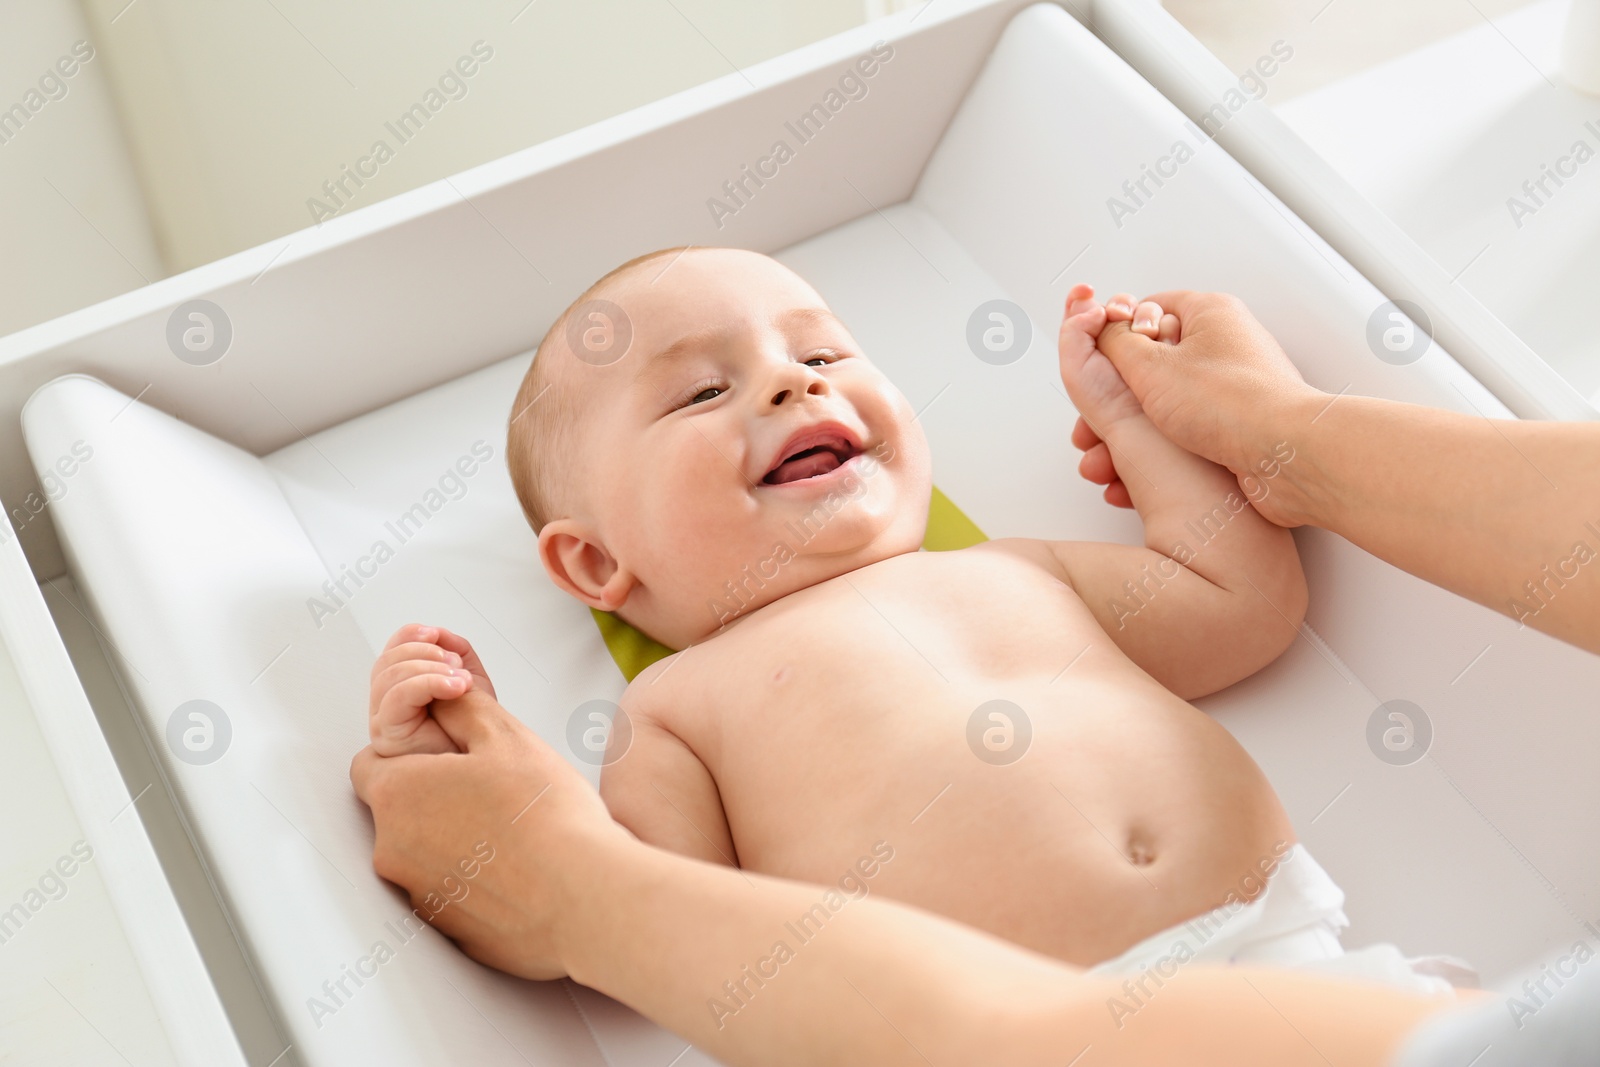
[1076,434,1134,508]
[1104,292,1137,321]
[1071,415,1102,452]
[1158,313,1181,344]
[1131,301,1164,337]
[429,628,498,697]
[1078,443,1118,485]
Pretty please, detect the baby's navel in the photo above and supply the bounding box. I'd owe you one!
[772,666,788,685]
[1126,832,1158,867]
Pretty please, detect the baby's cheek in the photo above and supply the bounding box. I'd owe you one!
[640,480,729,564]
[653,468,725,532]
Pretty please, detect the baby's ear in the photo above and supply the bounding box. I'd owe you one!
[537,520,634,611]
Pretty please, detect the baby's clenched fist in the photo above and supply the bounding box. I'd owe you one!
[368,623,497,756]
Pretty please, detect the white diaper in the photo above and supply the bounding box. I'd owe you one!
[1086,845,1471,996]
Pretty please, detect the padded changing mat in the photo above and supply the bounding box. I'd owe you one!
[22,5,1600,1064]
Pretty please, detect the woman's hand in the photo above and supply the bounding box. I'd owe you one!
[351,688,627,980]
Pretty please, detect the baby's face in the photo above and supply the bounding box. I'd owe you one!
[542,248,932,648]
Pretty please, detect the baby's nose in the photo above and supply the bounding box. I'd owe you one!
[770,372,828,406]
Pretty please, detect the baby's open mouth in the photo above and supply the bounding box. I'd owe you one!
[763,427,863,485]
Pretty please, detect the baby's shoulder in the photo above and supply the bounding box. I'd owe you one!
[622,652,682,702]
[949,534,1063,567]
[620,642,720,715]
[925,536,1081,592]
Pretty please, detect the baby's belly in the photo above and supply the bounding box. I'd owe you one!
[708,661,1294,967]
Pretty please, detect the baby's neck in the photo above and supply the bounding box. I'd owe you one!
[636,537,928,650]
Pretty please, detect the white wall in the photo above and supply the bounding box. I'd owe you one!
[80,0,878,273]
[0,0,163,337]
[1163,0,1538,101]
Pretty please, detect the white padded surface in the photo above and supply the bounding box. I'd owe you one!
[19,6,1600,1063]
[21,374,620,1066]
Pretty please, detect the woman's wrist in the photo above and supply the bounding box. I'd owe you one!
[549,821,651,986]
[1229,387,1334,529]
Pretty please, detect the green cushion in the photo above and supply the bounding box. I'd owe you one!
[592,486,988,681]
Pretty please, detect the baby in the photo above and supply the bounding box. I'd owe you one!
[366,248,1446,988]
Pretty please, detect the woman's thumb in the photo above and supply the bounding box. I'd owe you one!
[1095,319,1167,406]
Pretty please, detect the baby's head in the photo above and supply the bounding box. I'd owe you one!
[507,247,932,649]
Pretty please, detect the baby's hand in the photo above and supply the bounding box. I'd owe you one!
[368,624,497,756]
[1060,285,1180,508]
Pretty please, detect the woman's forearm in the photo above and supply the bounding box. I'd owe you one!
[1091,290,1600,654]
[556,839,1062,1064]
[1271,393,1600,653]
[354,695,1459,1066]
[554,836,1458,1066]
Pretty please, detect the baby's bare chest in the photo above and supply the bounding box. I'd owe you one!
[638,543,1118,759]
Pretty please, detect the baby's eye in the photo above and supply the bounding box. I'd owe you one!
[673,377,725,409]
[803,348,843,367]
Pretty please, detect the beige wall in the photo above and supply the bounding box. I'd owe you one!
[0,0,162,337]
[79,0,875,274]
[3,0,1548,339]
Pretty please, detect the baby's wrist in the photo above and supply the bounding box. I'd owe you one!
[1094,409,1156,448]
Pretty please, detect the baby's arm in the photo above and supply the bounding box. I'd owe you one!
[599,701,738,869]
[1045,287,1307,699]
